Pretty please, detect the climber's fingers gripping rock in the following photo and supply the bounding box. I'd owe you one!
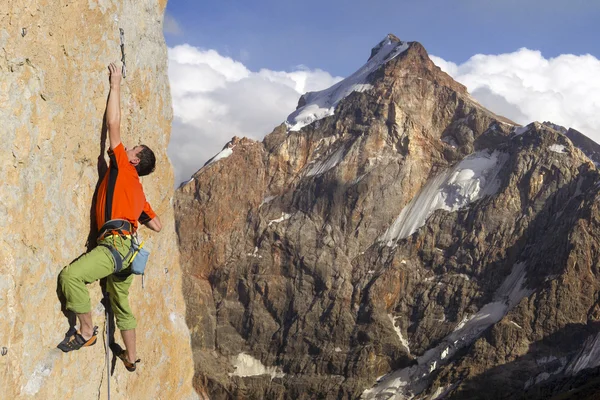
[108,62,121,88]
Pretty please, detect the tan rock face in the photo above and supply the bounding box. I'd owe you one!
[0,1,197,399]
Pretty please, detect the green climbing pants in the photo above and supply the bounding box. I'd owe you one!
[59,235,137,331]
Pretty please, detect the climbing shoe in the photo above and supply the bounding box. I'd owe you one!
[57,326,98,353]
[117,350,140,372]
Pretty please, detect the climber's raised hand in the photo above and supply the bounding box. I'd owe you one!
[108,62,122,89]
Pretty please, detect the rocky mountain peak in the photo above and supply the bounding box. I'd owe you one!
[176,33,600,400]
[543,121,569,135]
[543,121,600,165]
[366,33,469,98]
[368,33,402,60]
[380,39,469,95]
[287,34,473,132]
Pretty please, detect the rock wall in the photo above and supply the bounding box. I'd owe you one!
[0,1,198,399]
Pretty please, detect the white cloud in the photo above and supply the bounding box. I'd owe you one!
[430,50,600,141]
[163,12,182,36]
[167,45,343,185]
[167,44,600,186]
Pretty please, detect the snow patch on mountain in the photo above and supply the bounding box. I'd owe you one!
[549,144,566,154]
[260,196,277,207]
[431,384,456,400]
[362,262,532,400]
[388,314,410,354]
[510,321,523,329]
[306,146,347,176]
[380,150,507,247]
[229,353,285,380]
[565,331,600,375]
[268,213,292,226]
[204,146,234,168]
[286,37,409,131]
[525,357,568,389]
[513,126,529,136]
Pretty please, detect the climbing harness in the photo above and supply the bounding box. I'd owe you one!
[98,219,150,276]
[120,28,127,79]
[98,219,133,274]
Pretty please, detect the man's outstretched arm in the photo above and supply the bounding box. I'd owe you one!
[140,202,162,233]
[144,216,162,233]
[106,62,122,150]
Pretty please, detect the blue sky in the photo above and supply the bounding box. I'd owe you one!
[164,0,600,185]
[165,0,600,77]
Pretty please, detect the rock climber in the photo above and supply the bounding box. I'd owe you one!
[57,62,162,372]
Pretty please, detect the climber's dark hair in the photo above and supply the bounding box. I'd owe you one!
[136,145,156,176]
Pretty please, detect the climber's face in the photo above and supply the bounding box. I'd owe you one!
[125,146,142,167]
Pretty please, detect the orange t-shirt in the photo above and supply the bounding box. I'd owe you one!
[95,143,156,232]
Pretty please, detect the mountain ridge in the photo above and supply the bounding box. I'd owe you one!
[175,34,600,399]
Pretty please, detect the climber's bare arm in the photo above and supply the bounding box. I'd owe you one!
[106,62,122,150]
[144,216,162,233]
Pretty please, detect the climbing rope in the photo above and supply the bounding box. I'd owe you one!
[105,297,111,400]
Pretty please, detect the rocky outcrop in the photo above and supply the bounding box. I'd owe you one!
[0,1,197,399]
[175,35,600,399]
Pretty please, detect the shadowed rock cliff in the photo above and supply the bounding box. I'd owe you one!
[175,35,600,399]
